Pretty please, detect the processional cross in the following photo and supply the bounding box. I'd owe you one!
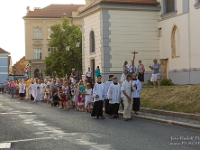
[132,51,138,61]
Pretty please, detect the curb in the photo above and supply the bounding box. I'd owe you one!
[118,111,200,131]
[140,107,200,121]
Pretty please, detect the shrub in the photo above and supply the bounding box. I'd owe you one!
[160,78,174,86]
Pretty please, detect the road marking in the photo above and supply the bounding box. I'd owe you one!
[3,137,52,143]
[0,112,33,115]
[0,143,11,148]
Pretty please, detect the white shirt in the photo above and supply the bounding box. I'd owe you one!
[86,70,92,77]
[107,83,121,104]
[121,80,132,98]
[93,82,105,101]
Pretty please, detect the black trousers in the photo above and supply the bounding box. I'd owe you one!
[105,99,110,114]
[31,94,34,101]
[91,101,103,117]
[109,103,119,116]
[132,98,140,111]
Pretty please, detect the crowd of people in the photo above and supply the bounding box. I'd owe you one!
[0,59,160,121]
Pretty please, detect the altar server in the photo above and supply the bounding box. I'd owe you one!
[131,73,142,115]
[104,75,114,115]
[91,75,105,119]
[107,77,121,118]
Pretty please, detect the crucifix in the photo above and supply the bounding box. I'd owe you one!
[132,51,138,61]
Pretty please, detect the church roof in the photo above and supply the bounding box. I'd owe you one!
[82,0,158,12]
[0,47,10,54]
[23,4,83,18]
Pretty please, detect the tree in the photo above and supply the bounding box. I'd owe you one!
[44,17,82,78]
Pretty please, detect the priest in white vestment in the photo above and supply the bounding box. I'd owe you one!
[107,77,121,118]
[91,75,106,119]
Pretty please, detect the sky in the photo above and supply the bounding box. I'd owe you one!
[0,0,85,65]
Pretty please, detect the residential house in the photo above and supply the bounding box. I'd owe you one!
[0,48,11,83]
[23,4,84,78]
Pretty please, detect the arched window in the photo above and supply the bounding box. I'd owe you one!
[90,31,95,53]
[171,25,180,58]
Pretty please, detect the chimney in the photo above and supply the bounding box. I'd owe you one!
[26,6,30,14]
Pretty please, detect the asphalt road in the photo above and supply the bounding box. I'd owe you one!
[0,94,200,150]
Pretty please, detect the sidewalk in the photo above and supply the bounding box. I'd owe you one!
[119,107,200,130]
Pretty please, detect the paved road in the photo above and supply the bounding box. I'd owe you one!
[0,94,200,150]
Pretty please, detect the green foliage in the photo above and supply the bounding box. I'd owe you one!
[160,79,174,86]
[44,17,82,77]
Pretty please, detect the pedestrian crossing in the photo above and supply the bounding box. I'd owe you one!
[0,143,11,149]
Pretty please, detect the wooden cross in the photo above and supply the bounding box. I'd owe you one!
[132,51,138,61]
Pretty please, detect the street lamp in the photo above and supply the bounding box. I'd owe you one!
[65,43,70,51]
[75,38,80,48]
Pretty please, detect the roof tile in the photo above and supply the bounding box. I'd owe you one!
[82,0,158,12]
[24,4,83,18]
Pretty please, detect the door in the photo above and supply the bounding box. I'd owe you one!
[90,59,95,79]
[160,59,168,79]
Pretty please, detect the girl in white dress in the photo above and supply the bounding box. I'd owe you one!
[84,83,93,113]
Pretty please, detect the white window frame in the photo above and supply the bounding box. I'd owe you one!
[90,31,95,53]
[48,28,53,39]
[194,0,200,9]
[34,28,42,39]
[34,48,42,60]
[48,47,56,56]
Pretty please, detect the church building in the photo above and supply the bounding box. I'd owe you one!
[79,0,200,84]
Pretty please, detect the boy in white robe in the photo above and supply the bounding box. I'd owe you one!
[107,77,121,118]
[131,73,142,115]
[91,75,106,119]
[104,75,114,115]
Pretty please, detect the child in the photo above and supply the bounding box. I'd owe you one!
[84,83,92,113]
[70,84,75,109]
[73,84,79,110]
[58,86,66,109]
[44,85,51,103]
[77,80,85,111]
[62,82,70,110]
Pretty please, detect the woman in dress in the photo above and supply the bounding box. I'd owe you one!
[137,60,145,85]
[62,81,70,110]
[120,61,129,82]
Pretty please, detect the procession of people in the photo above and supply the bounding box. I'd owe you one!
[1,59,160,121]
